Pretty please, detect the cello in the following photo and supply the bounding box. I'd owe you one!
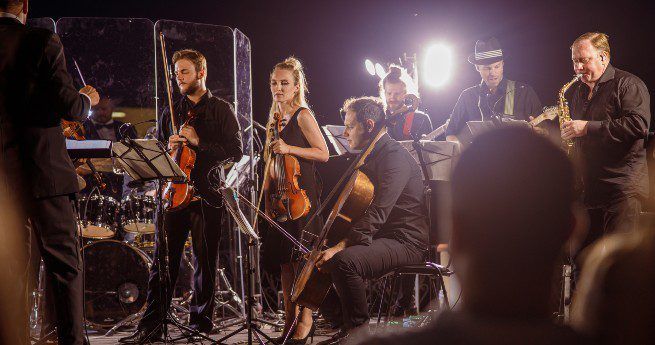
[159,32,196,211]
[290,95,420,310]
[264,111,311,222]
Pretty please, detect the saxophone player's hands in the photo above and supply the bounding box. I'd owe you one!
[561,120,588,140]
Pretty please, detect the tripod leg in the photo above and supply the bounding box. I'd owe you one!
[104,311,143,336]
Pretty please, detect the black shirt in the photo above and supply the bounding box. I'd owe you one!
[387,110,433,141]
[445,78,542,137]
[347,133,429,249]
[157,90,243,204]
[570,65,650,208]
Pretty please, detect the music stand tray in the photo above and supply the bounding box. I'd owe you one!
[322,125,361,156]
[112,139,185,182]
[400,140,459,181]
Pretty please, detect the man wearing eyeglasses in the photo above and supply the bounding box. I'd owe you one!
[564,32,650,260]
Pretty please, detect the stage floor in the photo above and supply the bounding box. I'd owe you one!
[81,323,334,344]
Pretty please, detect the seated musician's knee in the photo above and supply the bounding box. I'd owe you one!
[325,249,357,274]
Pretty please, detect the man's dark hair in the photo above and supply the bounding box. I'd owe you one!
[451,126,575,266]
[342,96,385,127]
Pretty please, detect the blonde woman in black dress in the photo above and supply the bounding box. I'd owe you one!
[263,57,328,344]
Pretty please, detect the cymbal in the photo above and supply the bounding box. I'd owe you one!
[77,174,87,190]
[76,158,115,174]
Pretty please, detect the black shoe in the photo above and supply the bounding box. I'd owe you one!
[391,305,419,317]
[287,323,316,345]
[118,327,163,344]
[315,330,348,345]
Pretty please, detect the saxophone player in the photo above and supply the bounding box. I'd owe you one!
[564,32,650,277]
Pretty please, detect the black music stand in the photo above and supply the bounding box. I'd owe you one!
[112,139,218,344]
[400,140,458,245]
[322,125,361,156]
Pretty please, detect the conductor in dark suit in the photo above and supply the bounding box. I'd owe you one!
[0,1,99,344]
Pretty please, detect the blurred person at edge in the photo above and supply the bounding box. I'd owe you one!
[357,127,591,345]
[0,0,100,344]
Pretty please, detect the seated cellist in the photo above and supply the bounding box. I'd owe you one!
[315,96,429,344]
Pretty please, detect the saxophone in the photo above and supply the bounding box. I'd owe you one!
[558,74,582,155]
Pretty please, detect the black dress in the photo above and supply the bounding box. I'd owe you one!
[262,107,323,268]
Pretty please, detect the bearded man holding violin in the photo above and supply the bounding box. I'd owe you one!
[314,96,429,345]
[120,49,242,344]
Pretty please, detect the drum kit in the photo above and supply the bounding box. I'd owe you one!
[30,143,247,338]
[30,174,196,334]
[76,188,167,328]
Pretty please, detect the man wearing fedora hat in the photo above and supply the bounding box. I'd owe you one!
[445,37,542,143]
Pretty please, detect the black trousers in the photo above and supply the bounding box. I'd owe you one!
[28,194,84,345]
[139,200,223,332]
[573,197,641,284]
[322,237,424,331]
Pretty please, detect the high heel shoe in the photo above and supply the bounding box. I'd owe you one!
[268,326,296,345]
[287,323,316,345]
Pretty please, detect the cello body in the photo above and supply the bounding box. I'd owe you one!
[291,170,374,310]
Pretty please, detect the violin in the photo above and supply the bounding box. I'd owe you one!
[160,32,196,211]
[163,109,197,211]
[265,112,311,222]
[61,119,107,190]
[61,119,86,140]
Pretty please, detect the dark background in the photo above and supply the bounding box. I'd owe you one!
[31,0,655,128]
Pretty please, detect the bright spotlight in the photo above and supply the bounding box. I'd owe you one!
[423,43,453,88]
[364,59,376,76]
[374,63,386,79]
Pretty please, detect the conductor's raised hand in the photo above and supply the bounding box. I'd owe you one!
[79,85,99,106]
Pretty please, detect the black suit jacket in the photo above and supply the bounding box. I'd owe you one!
[0,17,90,198]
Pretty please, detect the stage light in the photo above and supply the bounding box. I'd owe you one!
[375,63,386,79]
[423,43,453,88]
[364,59,376,76]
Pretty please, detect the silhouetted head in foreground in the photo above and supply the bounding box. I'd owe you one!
[451,126,575,319]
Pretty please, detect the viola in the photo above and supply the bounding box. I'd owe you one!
[266,112,311,222]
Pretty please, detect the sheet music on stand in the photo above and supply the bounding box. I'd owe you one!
[112,139,185,182]
[220,187,259,241]
[322,125,361,156]
[225,155,258,189]
[400,140,459,181]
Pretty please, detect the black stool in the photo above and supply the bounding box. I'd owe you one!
[375,259,452,327]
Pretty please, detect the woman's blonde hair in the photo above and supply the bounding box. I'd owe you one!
[265,57,309,162]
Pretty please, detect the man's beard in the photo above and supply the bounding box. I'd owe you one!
[181,79,201,96]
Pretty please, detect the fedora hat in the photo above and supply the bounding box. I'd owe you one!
[468,37,505,65]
